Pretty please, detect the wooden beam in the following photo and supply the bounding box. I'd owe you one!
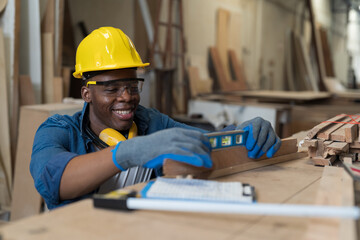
[330,115,360,143]
[55,0,65,76]
[0,27,11,208]
[312,155,336,166]
[325,142,349,156]
[216,8,231,83]
[19,75,36,106]
[53,76,63,103]
[209,47,248,92]
[317,116,350,140]
[42,33,55,103]
[228,50,247,90]
[163,138,299,179]
[304,166,356,240]
[302,139,318,148]
[307,114,347,139]
[187,66,212,98]
[306,0,327,91]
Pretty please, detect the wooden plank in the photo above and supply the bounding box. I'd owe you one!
[0,157,331,240]
[209,46,228,90]
[307,114,348,139]
[62,66,71,98]
[304,166,356,240]
[293,32,314,91]
[231,90,331,102]
[10,0,21,182]
[209,47,243,92]
[42,33,55,103]
[315,139,333,158]
[317,116,350,140]
[307,0,327,91]
[55,0,64,76]
[312,155,336,166]
[285,30,296,91]
[0,28,12,208]
[325,142,349,156]
[41,0,55,34]
[299,33,319,92]
[163,138,299,178]
[319,27,335,77]
[228,50,247,90]
[216,8,231,83]
[53,76,63,102]
[302,139,318,148]
[187,66,212,98]
[330,123,357,143]
[19,75,36,106]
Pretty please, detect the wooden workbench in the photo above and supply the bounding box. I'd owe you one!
[0,156,355,240]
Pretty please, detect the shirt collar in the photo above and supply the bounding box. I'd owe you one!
[80,101,89,135]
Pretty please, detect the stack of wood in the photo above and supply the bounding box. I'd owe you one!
[303,114,360,166]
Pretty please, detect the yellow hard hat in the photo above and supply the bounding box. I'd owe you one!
[73,27,150,79]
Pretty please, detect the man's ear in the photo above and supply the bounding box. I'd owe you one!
[81,86,91,103]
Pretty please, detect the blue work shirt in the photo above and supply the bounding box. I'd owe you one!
[30,102,206,209]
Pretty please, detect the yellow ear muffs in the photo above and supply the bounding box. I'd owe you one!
[99,122,138,146]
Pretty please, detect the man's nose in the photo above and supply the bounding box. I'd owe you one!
[116,87,132,101]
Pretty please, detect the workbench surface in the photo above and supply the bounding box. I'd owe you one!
[0,156,355,240]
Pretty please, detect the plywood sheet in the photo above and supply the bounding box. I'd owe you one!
[11,103,83,220]
[0,28,12,208]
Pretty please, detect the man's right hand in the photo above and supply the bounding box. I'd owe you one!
[112,128,212,171]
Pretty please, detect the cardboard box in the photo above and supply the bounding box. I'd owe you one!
[11,103,83,221]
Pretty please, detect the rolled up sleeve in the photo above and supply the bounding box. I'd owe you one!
[30,117,82,209]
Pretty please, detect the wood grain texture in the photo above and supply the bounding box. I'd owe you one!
[307,114,347,139]
[0,156,333,240]
[317,116,350,140]
[163,138,298,179]
[325,142,349,156]
[304,166,356,240]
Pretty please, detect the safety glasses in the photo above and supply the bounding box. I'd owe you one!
[86,78,144,96]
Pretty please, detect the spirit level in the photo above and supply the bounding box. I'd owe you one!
[205,130,248,150]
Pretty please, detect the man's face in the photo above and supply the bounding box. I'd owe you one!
[81,68,141,135]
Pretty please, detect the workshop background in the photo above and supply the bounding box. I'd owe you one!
[0,0,360,223]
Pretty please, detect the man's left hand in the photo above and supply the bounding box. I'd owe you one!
[236,117,281,159]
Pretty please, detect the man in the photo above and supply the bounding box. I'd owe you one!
[30,27,281,209]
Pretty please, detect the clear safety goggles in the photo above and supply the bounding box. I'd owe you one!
[86,78,144,96]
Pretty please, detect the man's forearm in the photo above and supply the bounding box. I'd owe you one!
[59,146,119,200]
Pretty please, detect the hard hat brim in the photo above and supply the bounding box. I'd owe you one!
[73,62,150,79]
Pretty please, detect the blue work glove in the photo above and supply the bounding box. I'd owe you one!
[111,128,212,171]
[236,117,281,159]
